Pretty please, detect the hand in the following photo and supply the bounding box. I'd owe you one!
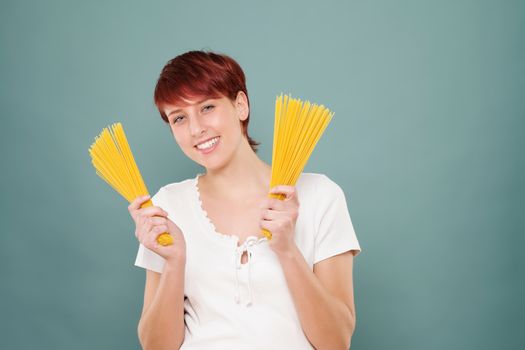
[128,195,186,262]
[259,186,300,256]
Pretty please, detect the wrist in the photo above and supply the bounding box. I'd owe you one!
[275,242,299,262]
[165,252,186,266]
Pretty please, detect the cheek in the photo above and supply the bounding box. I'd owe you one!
[172,129,188,146]
[172,131,200,158]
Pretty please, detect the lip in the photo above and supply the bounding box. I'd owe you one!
[194,136,220,148]
[194,136,220,154]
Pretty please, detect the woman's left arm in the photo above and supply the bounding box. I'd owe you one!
[260,186,356,350]
[279,245,356,350]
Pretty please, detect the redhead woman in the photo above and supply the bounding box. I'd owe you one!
[129,51,361,350]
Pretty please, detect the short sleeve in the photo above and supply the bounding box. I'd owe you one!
[313,175,361,264]
[133,187,167,273]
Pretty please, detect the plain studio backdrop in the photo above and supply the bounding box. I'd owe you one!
[0,0,523,349]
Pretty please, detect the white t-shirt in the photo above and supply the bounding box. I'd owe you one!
[135,172,361,349]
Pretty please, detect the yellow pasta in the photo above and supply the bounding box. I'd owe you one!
[88,122,173,246]
[262,94,334,240]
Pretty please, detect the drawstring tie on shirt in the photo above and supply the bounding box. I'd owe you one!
[234,236,266,307]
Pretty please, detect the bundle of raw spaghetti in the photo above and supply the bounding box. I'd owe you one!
[262,94,334,240]
[88,122,173,246]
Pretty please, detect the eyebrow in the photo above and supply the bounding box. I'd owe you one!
[166,98,210,117]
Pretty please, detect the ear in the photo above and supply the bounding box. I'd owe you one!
[235,91,249,121]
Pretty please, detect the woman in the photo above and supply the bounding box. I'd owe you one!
[129,51,361,349]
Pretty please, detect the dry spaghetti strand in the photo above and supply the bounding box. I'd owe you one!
[89,122,173,246]
[262,94,334,240]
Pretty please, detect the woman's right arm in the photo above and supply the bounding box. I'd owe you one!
[138,260,185,349]
[129,195,187,350]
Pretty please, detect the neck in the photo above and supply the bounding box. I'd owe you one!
[202,137,271,198]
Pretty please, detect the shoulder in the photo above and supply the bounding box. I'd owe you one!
[161,177,195,196]
[296,172,345,198]
[296,173,349,221]
[151,176,196,207]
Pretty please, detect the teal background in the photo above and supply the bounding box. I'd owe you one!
[1,0,523,349]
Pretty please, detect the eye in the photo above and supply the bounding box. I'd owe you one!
[171,115,185,124]
[202,104,215,112]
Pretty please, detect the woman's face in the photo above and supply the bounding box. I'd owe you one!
[163,92,249,171]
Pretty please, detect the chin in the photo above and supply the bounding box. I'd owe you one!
[188,139,236,171]
[199,152,234,172]
[201,160,228,172]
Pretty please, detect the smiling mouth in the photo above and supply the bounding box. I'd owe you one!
[195,136,220,150]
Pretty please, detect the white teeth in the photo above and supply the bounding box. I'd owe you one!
[196,137,219,150]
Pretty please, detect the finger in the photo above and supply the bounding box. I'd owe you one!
[142,228,160,250]
[152,224,169,235]
[136,217,166,241]
[138,206,169,219]
[128,195,151,211]
[146,217,168,228]
[260,197,291,211]
[261,208,286,221]
[268,198,287,210]
[138,217,154,240]
[263,209,300,227]
[259,219,272,230]
[261,197,300,215]
[269,185,297,201]
[259,220,280,233]
[142,224,166,248]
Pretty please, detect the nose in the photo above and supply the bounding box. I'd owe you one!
[189,114,205,137]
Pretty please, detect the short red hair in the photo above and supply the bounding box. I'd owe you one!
[154,51,260,152]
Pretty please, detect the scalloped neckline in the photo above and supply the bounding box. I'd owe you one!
[194,173,233,241]
[194,173,266,247]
